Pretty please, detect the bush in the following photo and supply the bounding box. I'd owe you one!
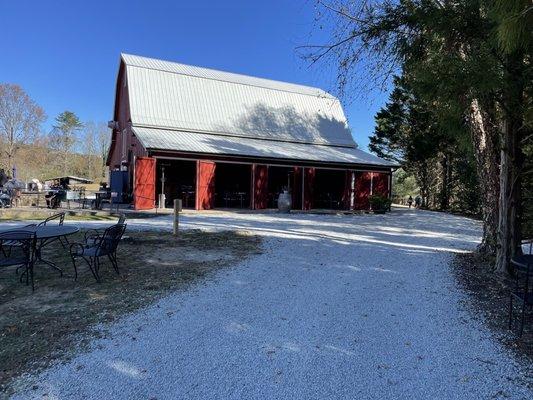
[369,194,392,212]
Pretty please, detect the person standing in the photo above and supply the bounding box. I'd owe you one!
[415,195,422,208]
[407,195,413,208]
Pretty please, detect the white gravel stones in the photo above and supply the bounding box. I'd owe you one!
[9,209,533,399]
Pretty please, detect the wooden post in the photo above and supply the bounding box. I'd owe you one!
[173,199,182,236]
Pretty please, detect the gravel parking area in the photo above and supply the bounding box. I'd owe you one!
[9,208,533,399]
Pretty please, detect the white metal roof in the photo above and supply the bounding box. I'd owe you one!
[120,54,394,168]
[132,127,395,167]
[122,53,355,147]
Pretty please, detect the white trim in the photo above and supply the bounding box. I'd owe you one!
[350,171,355,210]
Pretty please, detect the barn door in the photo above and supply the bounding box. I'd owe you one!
[196,160,216,210]
[253,164,268,209]
[134,157,156,210]
[372,172,389,197]
[354,171,372,210]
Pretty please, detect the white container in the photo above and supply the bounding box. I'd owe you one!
[277,190,292,213]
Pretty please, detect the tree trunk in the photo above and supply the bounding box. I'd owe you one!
[495,52,524,273]
[468,98,500,255]
[440,153,450,209]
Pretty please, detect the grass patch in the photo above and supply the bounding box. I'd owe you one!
[0,229,261,394]
[0,209,118,221]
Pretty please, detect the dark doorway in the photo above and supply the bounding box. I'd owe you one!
[267,166,293,208]
[214,163,252,208]
[313,169,347,210]
[155,159,196,209]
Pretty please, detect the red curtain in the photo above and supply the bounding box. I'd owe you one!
[196,161,216,210]
[134,157,156,210]
[253,165,268,209]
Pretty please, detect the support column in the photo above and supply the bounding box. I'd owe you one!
[292,167,302,210]
[342,170,355,210]
[303,167,316,210]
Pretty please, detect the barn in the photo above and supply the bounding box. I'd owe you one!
[106,54,395,211]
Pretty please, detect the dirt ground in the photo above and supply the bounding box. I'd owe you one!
[0,229,261,394]
[452,253,533,362]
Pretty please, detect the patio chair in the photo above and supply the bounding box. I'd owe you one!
[0,230,37,291]
[69,223,127,282]
[84,214,127,245]
[509,239,533,336]
[38,212,68,247]
[38,212,65,227]
[0,224,36,257]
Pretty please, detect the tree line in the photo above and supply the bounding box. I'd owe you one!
[0,83,109,183]
[302,0,532,274]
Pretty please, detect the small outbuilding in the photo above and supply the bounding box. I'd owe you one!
[106,54,396,210]
[44,176,93,189]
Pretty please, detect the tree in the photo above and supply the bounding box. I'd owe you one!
[0,84,45,171]
[96,122,110,179]
[370,74,479,213]
[82,121,110,179]
[491,0,531,272]
[302,0,531,273]
[49,111,83,175]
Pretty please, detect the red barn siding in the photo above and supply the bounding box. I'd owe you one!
[107,62,147,171]
[253,164,268,209]
[372,172,389,197]
[354,171,372,210]
[196,161,216,210]
[342,170,354,210]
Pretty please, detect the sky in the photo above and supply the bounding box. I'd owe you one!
[0,0,390,151]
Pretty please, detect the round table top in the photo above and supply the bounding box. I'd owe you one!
[0,225,79,239]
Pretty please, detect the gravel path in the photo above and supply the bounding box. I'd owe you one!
[10,209,533,399]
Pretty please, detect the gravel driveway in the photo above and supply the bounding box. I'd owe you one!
[10,209,533,399]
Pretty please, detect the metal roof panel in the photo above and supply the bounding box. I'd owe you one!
[122,54,356,147]
[132,126,395,167]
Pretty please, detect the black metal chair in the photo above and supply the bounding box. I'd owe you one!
[38,212,65,227]
[69,223,127,282]
[0,230,37,291]
[38,212,69,247]
[83,214,126,246]
[509,240,533,337]
[0,224,36,257]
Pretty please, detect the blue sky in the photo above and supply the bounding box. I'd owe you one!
[0,0,389,150]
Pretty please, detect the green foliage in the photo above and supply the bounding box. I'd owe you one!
[50,111,83,175]
[369,194,392,212]
[369,74,480,214]
[392,168,419,199]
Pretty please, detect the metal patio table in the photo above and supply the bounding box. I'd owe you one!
[0,225,79,275]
